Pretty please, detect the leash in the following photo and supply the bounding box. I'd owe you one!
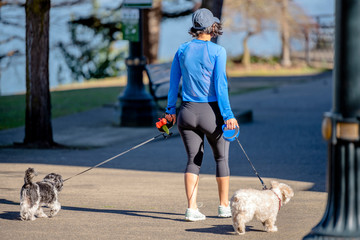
[235,137,267,190]
[63,133,170,182]
[271,190,282,211]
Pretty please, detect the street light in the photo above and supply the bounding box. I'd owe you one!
[303,0,360,239]
[118,2,156,126]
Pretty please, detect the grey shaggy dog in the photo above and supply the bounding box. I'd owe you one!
[20,168,63,221]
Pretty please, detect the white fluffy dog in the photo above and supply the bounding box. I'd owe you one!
[20,168,63,221]
[230,181,294,235]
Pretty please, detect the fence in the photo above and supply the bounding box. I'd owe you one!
[291,14,335,68]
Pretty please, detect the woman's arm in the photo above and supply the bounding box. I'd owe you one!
[165,51,182,122]
[213,47,238,129]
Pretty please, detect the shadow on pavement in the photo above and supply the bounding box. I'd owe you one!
[0,198,184,222]
[185,224,265,235]
[61,206,184,222]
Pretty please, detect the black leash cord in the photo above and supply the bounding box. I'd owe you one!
[235,137,267,190]
[63,133,167,182]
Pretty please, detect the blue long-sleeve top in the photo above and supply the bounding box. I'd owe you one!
[166,39,235,121]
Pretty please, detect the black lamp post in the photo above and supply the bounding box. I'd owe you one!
[303,0,360,239]
[118,9,156,126]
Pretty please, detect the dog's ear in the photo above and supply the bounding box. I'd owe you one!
[52,174,63,191]
[44,173,63,191]
[44,173,55,182]
[55,175,64,192]
[26,168,37,176]
[280,184,294,204]
[270,181,279,189]
[231,195,240,203]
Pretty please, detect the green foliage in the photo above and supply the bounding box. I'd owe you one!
[0,87,123,130]
[59,12,126,81]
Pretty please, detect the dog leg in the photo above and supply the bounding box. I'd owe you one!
[20,210,29,221]
[20,202,28,220]
[24,213,35,221]
[232,213,246,235]
[27,205,37,221]
[49,201,61,217]
[36,207,48,218]
[264,218,278,232]
[237,220,246,235]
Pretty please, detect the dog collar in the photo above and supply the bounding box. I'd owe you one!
[271,190,282,211]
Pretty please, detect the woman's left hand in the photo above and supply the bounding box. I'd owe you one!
[165,113,176,124]
[225,118,239,130]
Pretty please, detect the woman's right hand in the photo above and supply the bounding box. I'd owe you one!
[225,118,239,130]
[165,114,176,124]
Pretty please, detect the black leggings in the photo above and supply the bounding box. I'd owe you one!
[177,101,230,177]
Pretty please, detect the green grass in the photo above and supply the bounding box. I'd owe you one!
[227,66,331,77]
[0,94,26,130]
[0,87,123,130]
[0,65,330,130]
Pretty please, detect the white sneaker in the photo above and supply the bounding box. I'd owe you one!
[218,203,231,218]
[185,208,206,222]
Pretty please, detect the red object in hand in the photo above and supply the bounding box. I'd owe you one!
[156,118,170,134]
[156,118,167,128]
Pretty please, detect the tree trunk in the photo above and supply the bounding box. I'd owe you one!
[201,0,223,20]
[24,0,54,147]
[280,0,291,67]
[143,0,161,64]
[304,29,310,66]
[242,34,251,68]
[201,0,224,43]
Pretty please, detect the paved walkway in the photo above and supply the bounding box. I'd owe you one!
[0,71,332,239]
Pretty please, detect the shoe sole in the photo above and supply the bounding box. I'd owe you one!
[185,217,206,222]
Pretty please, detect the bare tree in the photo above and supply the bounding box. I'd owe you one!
[279,0,291,67]
[224,0,312,68]
[24,0,54,147]
[224,0,274,68]
[285,1,315,66]
[278,0,315,67]
[143,0,162,64]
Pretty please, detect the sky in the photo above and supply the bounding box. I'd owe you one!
[158,0,335,60]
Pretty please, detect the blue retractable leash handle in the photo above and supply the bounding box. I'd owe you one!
[222,124,267,190]
[222,124,240,141]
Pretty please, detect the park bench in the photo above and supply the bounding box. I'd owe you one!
[145,62,182,110]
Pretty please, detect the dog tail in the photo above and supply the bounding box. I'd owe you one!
[23,168,37,188]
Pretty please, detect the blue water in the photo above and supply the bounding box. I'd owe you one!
[159,0,335,59]
[0,0,334,95]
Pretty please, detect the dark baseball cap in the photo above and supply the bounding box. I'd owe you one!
[192,8,220,30]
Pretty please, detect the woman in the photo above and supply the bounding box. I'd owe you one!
[165,8,239,221]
